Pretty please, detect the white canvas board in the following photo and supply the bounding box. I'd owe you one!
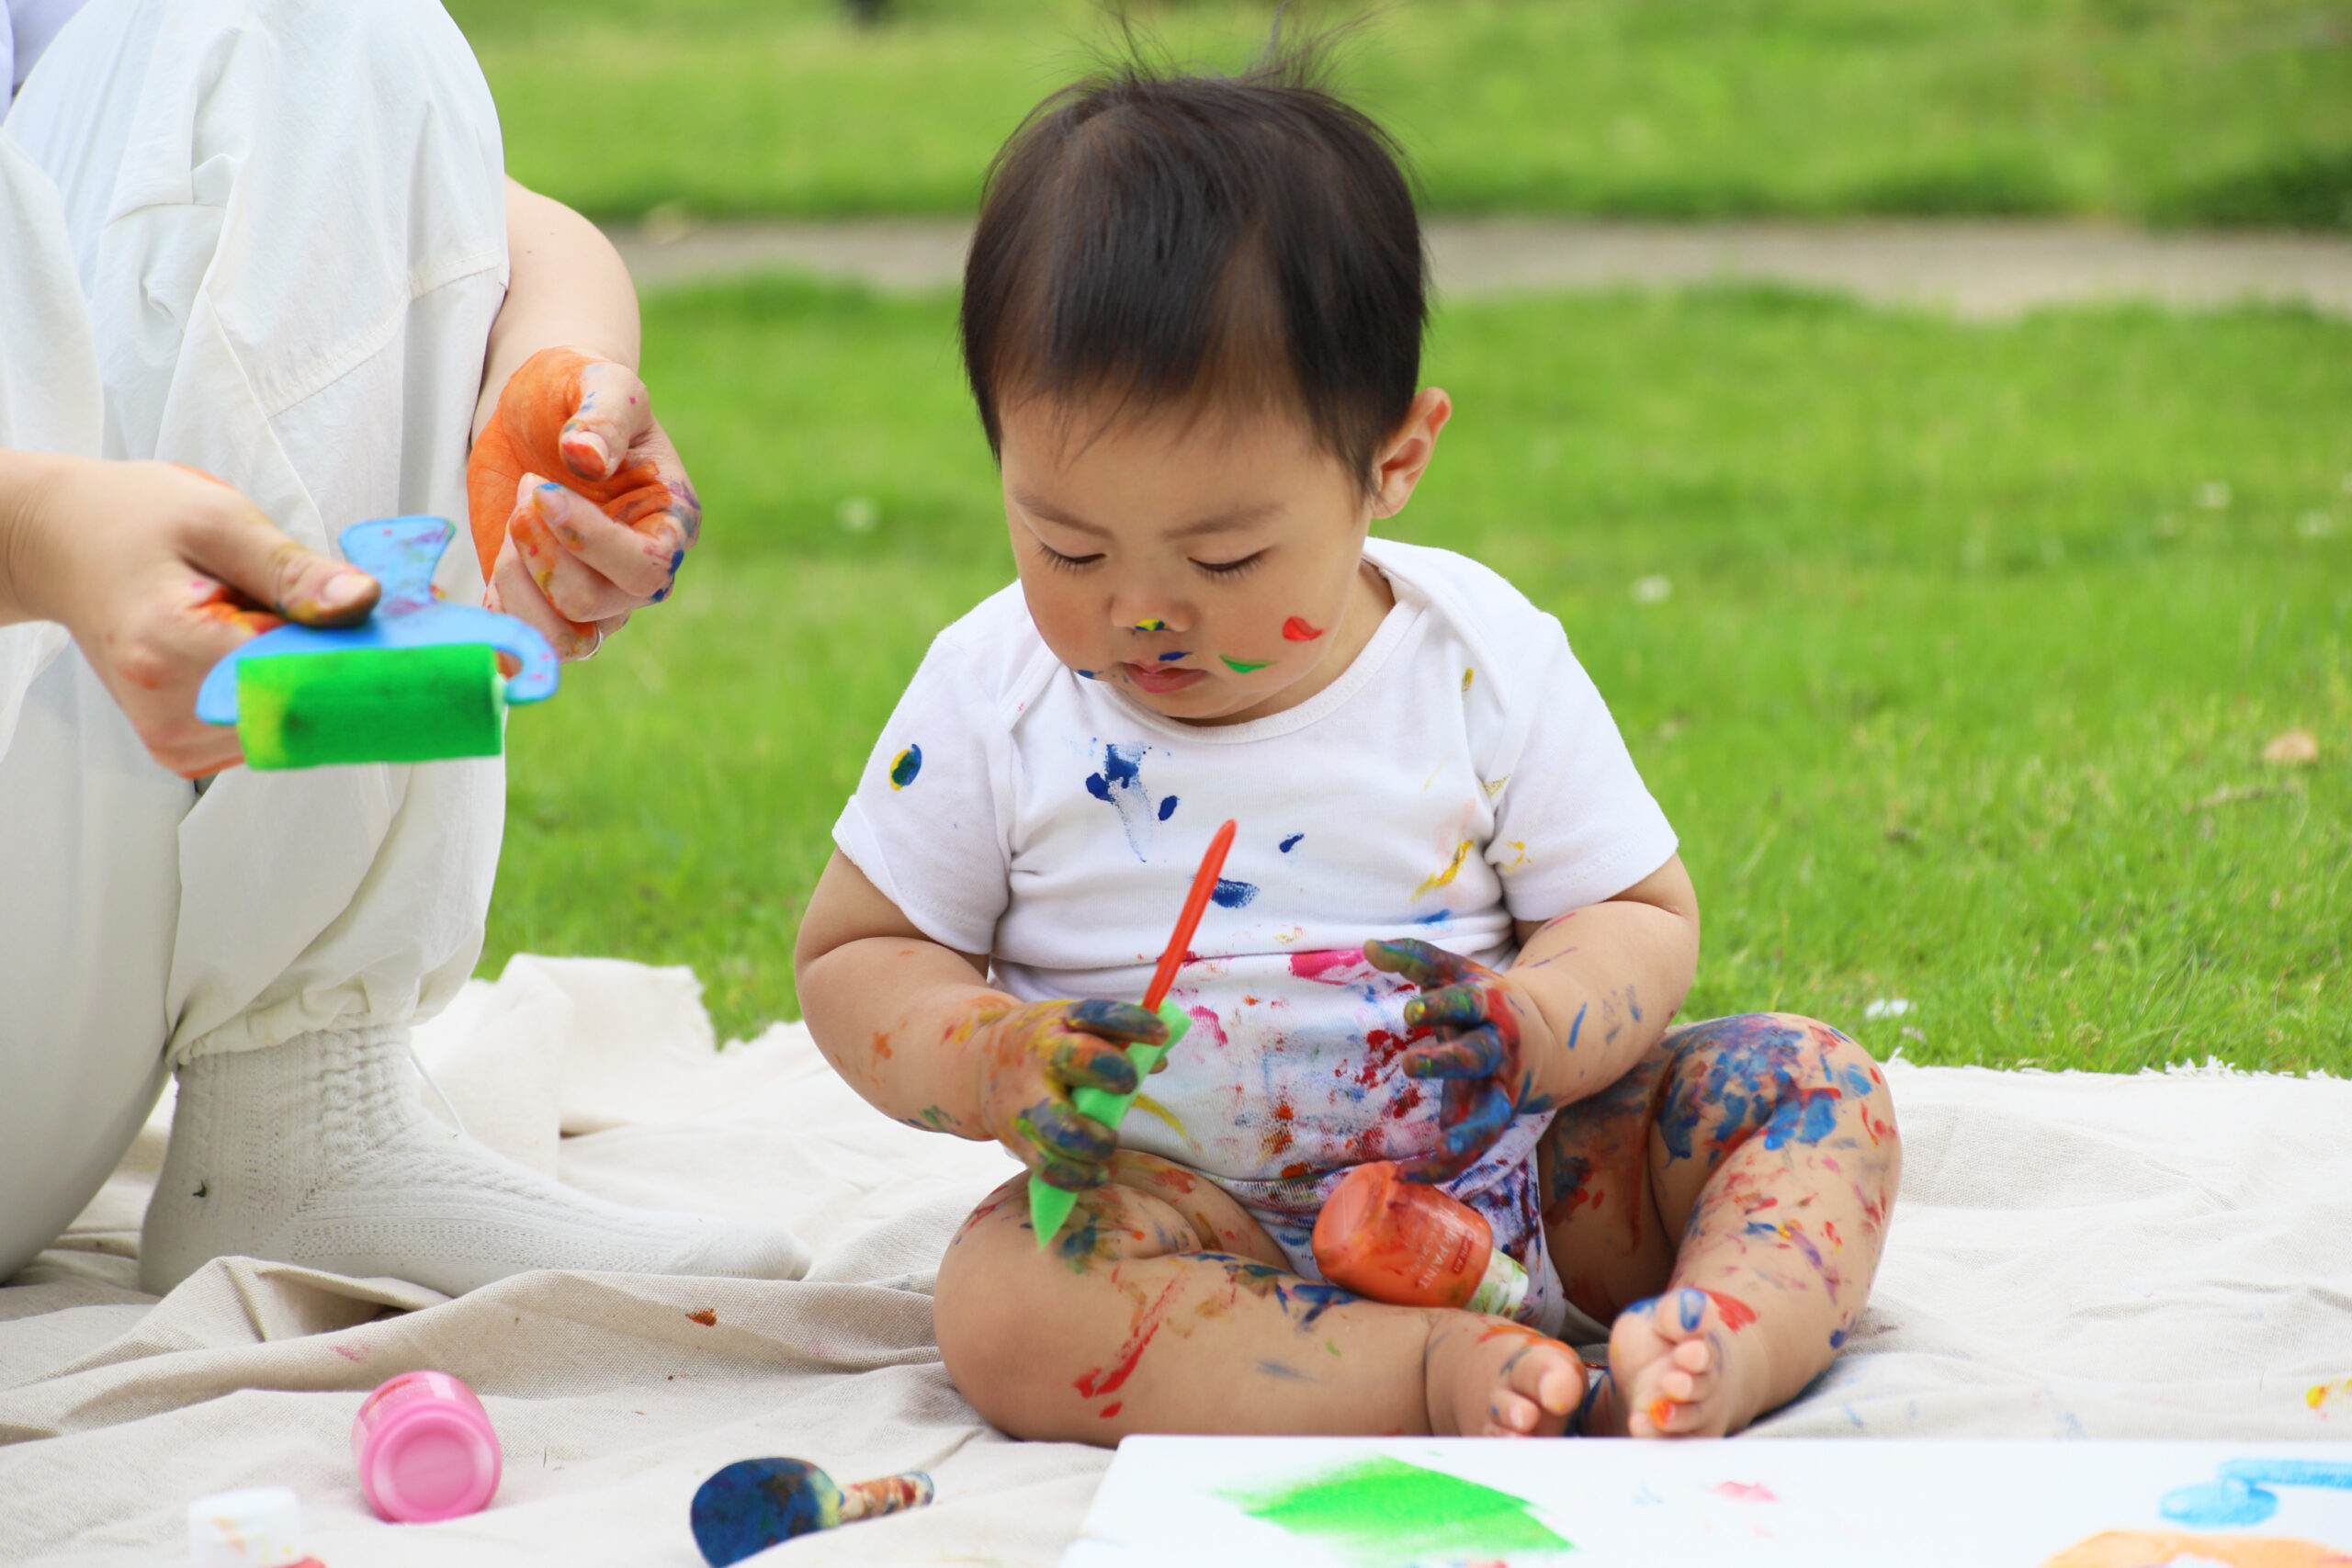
[1065,1437,2352,1568]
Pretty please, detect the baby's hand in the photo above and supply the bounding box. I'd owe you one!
[970,999,1170,1191]
[466,347,701,660]
[1364,938,1540,1182]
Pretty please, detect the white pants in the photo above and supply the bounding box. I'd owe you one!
[0,0,511,1278]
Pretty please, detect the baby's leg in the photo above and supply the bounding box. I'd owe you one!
[935,1152,1584,1444]
[1537,1013,1900,1437]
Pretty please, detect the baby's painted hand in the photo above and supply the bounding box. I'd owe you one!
[1364,938,1544,1182]
[466,347,701,660]
[969,998,1170,1191]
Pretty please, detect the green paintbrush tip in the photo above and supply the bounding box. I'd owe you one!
[235,643,505,770]
[1030,1003,1189,1248]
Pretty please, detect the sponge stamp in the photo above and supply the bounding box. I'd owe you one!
[236,643,504,770]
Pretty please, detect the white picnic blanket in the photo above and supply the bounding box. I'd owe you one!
[3,956,2346,1565]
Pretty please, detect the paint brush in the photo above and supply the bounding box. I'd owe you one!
[196,516,556,769]
[1028,818,1238,1248]
[689,1458,934,1567]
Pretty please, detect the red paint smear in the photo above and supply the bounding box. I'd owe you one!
[1283,616,1326,641]
[1716,1481,1779,1503]
[1099,1402,1123,1418]
[686,1308,718,1326]
[1288,949,1366,983]
[1072,1281,1180,1400]
[1704,1290,1758,1332]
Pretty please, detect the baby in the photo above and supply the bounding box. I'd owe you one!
[795,44,1901,1442]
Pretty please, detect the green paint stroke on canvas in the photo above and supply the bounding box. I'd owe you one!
[1222,1454,1569,1568]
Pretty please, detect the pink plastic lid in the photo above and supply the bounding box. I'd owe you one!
[354,1371,502,1523]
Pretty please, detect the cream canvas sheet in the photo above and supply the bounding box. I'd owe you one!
[3,956,2346,1565]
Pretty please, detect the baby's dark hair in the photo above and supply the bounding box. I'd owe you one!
[960,33,1427,491]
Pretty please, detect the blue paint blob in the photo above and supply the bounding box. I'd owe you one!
[1158,650,1190,662]
[1413,908,1452,925]
[2162,1461,2352,1529]
[1279,833,1304,852]
[1678,1289,1707,1331]
[1076,669,1099,680]
[1158,795,1180,821]
[1828,1328,1849,1349]
[690,1458,840,1566]
[888,745,922,789]
[1211,877,1259,908]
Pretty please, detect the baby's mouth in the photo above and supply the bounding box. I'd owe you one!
[1120,660,1207,694]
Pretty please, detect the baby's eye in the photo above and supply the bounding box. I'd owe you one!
[1036,542,1103,573]
[1195,551,1265,579]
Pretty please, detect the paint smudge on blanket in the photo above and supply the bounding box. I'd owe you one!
[1222,1454,1569,1568]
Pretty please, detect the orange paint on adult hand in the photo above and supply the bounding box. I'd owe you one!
[466,347,677,583]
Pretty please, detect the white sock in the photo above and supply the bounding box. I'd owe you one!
[140,1024,810,1296]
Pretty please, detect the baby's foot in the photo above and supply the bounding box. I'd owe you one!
[1600,1286,1765,1438]
[1424,1314,1584,1437]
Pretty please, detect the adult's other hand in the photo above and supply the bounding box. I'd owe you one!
[0,453,379,778]
[465,346,701,662]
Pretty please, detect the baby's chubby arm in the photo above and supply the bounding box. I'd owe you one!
[1368,852,1700,1179]
[793,850,1171,1190]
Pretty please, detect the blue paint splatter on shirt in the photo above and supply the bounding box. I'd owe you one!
[1211,877,1259,908]
[1158,795,1180,821]
[1279,833,1304,852]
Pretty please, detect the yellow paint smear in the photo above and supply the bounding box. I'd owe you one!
[1414,839,1475,899]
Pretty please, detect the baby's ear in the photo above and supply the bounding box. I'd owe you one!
[1370,387,1453,517]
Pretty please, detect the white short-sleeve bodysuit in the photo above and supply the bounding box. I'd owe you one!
[835,540,1679,1335]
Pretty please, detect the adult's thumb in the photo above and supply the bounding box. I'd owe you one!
[190,508,380,627]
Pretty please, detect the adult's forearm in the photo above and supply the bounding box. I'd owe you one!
[473,180,641,442]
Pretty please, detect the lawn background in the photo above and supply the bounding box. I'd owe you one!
[447,0,2352,229]
[483,279,2352,1073]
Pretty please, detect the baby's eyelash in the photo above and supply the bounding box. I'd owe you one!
[1035,543,1103,573]
[1196,552,1265,579]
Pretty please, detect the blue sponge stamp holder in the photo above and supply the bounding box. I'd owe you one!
[196,516,558,727]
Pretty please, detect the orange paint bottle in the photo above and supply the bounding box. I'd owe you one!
[1310,1160,1529,1316]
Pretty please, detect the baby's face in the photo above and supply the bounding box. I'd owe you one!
[999,392,1444,725]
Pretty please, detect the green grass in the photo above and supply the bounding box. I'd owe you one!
[483,276,2352,1073]
[449,0,2352,228]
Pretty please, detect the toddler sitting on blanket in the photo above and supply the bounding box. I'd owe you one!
[795,40,1902,1442]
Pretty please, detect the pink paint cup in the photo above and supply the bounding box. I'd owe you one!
[351,1371,502,1523]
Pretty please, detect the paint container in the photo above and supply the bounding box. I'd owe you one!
[1311,1160,1528,1316]
[351,1370,502,1523]
[187,1486,325,1568]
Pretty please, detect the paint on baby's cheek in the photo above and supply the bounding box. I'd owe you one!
[889,745,922,789]
[1282,616,1325,641]
[1221,656,1272,674]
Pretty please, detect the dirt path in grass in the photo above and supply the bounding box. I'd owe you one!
[609,216,2352,318]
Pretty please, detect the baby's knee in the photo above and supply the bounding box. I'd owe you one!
[1662,1012,1898,1154]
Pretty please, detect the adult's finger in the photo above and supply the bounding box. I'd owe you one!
[507,480,648,621]
[551,358,652,481]
[513,475,681,608]
[180,498,379,627]
[487,535,601,660]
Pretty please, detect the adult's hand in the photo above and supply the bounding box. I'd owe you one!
[0,453,379,778]
[466,346,701,662]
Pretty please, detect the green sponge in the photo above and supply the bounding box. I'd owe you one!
[234,644,505,770]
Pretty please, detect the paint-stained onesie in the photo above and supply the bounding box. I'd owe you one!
[834,540,1678,1335]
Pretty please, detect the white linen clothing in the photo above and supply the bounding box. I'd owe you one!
[834,539,1678,1332]
[4,0,85,97]
[0,0,507,1279]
